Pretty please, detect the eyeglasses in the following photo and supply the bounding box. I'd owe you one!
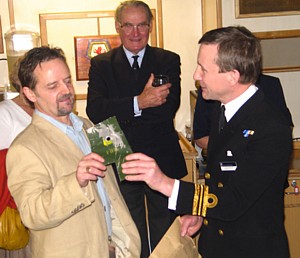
[119,23,150,34]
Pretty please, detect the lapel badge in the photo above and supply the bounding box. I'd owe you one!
[243,130,255,138]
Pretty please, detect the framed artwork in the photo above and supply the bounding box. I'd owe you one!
[39,2,162,87]
[236,0,300,18]
[74,35,121,81]
[0,16,4,53]
[254,29,300,73]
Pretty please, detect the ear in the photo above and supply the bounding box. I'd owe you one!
[228,69,240,86]
[148,21,153,33]
[115,21,121,34]
[23,87,37,103]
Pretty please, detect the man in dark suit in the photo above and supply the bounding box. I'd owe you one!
[122,26,292,257]
[86,1,187,257]
[193,74,294,150]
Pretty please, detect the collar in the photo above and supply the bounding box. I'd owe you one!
[123,46,146,66]
[34,110,83,134]
[223,84,258,122]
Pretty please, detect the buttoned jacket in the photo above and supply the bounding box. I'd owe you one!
[176,89,292,258]
[87,44,186,179]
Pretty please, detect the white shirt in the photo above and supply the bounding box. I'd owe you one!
[123,46,146,117]
[0,99,31,149]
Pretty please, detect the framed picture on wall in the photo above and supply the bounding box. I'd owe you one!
[254,29,300,73]
[74,35,121,81]
[236,0,300,18]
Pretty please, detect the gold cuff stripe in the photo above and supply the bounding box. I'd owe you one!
[192,184,218,217]
[192,184,200,215]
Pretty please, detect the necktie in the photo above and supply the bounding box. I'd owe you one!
[218,105,227,132]
[132,55,139,80]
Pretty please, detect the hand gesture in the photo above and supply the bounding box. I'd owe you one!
[122,152,175,197]
[137,73,171,109]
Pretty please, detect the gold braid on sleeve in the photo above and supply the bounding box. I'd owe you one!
[192,184,217,217]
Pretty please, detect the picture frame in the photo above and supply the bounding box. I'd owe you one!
[74,35,121,81]
[0,16,4,54]
[253,29,300,73]
[236,0,300,18]
[39,2,162,87]
[39,6,162,48]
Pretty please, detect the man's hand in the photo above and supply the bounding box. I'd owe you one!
[76,153,107,187]
[180,215,203,237]
[137,73,171,109]
[122,152,175,197]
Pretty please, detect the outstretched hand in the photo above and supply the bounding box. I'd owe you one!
[137,73,171,109]
[122,152,175,197]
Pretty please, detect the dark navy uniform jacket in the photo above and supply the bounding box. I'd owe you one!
[176,89,292,258]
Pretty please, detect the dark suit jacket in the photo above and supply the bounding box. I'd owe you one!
[87,45,186,178]
[193,74,293,140]
[176,89,292,257]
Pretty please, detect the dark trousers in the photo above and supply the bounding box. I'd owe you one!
[120,181,176,258]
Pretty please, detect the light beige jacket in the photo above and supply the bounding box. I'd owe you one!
[6,113,141,258]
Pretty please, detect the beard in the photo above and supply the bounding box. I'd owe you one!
[57,93,74,116]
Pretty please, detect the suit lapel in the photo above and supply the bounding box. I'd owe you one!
[31,113,84,158]
[208,90,264,156]
[113,47,142,96]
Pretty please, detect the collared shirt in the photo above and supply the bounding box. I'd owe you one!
[223,84,258,122]
[35,110,112,237]
[35,110,90,154]
[123,46,146,117]
[123,46,145,68]
[168,84,258,210]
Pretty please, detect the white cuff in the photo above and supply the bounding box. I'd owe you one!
[133,96,142,117]
[168,179,180,210]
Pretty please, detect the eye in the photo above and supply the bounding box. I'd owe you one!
[124,23,133,29]
[47,83,57,90]
[105,136,111,141]
[64,77,72,85]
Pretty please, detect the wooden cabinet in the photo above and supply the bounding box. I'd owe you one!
[285,172,300,258]
[284,142,300,258]
[178,132,199,183]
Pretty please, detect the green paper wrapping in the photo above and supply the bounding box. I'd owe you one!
[87,116,132,181]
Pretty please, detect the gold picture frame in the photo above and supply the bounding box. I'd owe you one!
[0,16,4,53]
[236,0,300,18]
[39,5,162,48]
[254,30,300,73]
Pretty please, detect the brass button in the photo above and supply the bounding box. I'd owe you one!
[204,172,210,179]
[217,182,224,188]
[203,219,208,226]
[218,229,224,236]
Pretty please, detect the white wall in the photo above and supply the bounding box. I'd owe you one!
[222,0,300,138]
[0,0,299,137]
[0,0,201,135]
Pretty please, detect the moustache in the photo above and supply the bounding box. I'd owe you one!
[58,94,74,102]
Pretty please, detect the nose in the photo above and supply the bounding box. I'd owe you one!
[59,81,71,93]
[132,26,140,36]
[193,65,203,81]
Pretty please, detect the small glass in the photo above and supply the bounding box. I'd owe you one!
[152,74,169,87]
